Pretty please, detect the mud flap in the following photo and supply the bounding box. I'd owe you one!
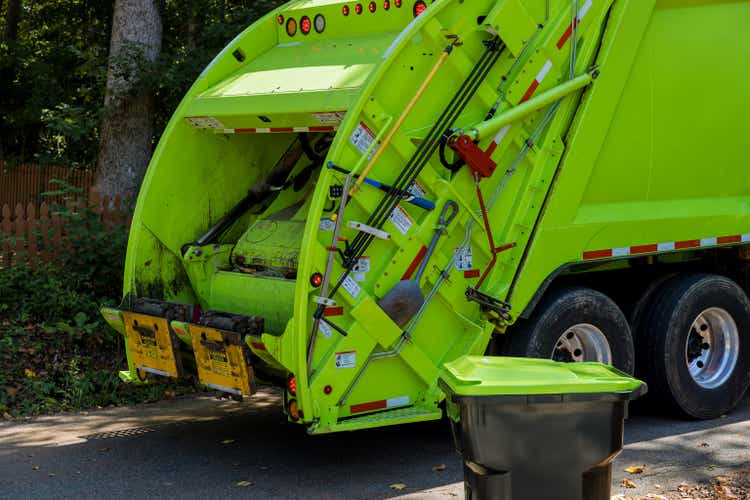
[189,324,256,398]
[122,311,183,378]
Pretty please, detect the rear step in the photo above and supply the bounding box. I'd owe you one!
[103,300,265,398]
[311,406,443,434]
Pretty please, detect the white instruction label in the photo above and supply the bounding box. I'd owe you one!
[454,246,473,271]
[342,275,361,298]
[349,121,379,159]
[313,111,346,124]
[352,256,370,273]
[319,217,335,231]
[353,272,367,282]
[389,205,413,235]
[407,181,426,198]
[185,116,225,129]
[317,318,333,339]
[335,351,356,369]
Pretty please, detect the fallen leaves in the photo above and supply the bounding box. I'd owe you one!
[622,479,637,489]
[389,483,407,491]
[625,465,645,475]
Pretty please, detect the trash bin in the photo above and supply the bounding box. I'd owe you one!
[439,356,646,500]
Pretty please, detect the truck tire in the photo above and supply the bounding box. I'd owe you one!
[641,274,750,419]
[506,287,635,374]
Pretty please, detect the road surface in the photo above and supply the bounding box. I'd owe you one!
[1,389,748,499]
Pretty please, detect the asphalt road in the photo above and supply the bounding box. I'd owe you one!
[1,389,748,499]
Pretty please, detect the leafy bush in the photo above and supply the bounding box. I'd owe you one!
[0,188,194,417]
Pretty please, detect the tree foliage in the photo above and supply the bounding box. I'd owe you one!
[0,0,283,167]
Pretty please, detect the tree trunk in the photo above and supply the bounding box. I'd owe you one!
[3,0,20,42]
[95,0,162,199]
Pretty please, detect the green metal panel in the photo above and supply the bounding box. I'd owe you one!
[105,0,750,433]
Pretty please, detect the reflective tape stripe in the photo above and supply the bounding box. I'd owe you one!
[557,0,594,49]
[350,396,409,414]
[520,60,552,103]
[584,234,750,260]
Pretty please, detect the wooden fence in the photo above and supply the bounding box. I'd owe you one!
[0,162,96,208]
[0,188,131,267]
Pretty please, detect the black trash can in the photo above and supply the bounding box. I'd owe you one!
[439,356,646,500]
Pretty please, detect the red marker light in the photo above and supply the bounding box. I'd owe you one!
[324,385,332,394]
[277,14,284,24]
[342,4,350,15]
[369,1,376,12]
[355,3,363,14]
[383,0,390,9]
[413,0,426,16]
[286,18,297,36]
[310,272,323,287]
[394,0,402,7]
[300,16,311,34]
[287,374,297,396]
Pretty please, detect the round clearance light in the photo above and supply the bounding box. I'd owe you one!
[277,14,284,24]
[286,17,297,36]
[369,1,376,12]
[314,14,326,33]
[394,0,402,7]
[288,399,301,421]
[383,0,390,10]
[300,15,312,35]
[310,272,323,287]
[342,4,350,15]
[413,0,426,16]
[355,3,363,14]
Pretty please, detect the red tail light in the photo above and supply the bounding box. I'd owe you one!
[413,0,426,16]
[310,272,323,287]
[342,5,350,15]
[355,3,363,14]
[394,0,402,7]
[300,16,311,34]
[287,374,297,396]
[383,0,391,10]
[369,1,376,12]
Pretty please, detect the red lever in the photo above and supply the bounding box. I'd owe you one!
[451,135,497,178]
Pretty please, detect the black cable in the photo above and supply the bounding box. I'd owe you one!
[344,38,504,266]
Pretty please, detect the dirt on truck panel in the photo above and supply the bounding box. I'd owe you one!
[100,0,750,433]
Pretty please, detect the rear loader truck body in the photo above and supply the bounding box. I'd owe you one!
[101,0,750,432]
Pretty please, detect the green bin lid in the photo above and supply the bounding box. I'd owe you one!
[439,356,644,397]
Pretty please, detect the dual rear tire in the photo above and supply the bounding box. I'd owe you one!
[507,275,750,419]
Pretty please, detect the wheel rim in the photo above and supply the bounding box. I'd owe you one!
[552,324,612,364]
[685,307,740,389]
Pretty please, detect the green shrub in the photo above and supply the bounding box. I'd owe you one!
[0,187,195,417]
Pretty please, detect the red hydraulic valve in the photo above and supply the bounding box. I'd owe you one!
[451,135,497,179]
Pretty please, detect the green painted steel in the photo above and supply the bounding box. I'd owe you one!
[103,0,750,433]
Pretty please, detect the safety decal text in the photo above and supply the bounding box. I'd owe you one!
[313,111,346,124]
[318,319,333,339]
[185,116,226,129]
[335,351,356,369]
[389,205,413,235]
[342,275,361,298]
[454,246,473,271]
[349,122,379,159]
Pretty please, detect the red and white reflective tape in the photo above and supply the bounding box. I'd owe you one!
[485,123,512,156]
[519,60,553,104]
[583,234,750,261]
[350,395,409,414]
[557,0,593,49]
[227,126,337,134]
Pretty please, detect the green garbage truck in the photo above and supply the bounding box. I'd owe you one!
[101,0,750,432]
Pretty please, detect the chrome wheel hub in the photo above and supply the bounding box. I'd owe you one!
[685,307,740,389]
[553,324,612,364]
